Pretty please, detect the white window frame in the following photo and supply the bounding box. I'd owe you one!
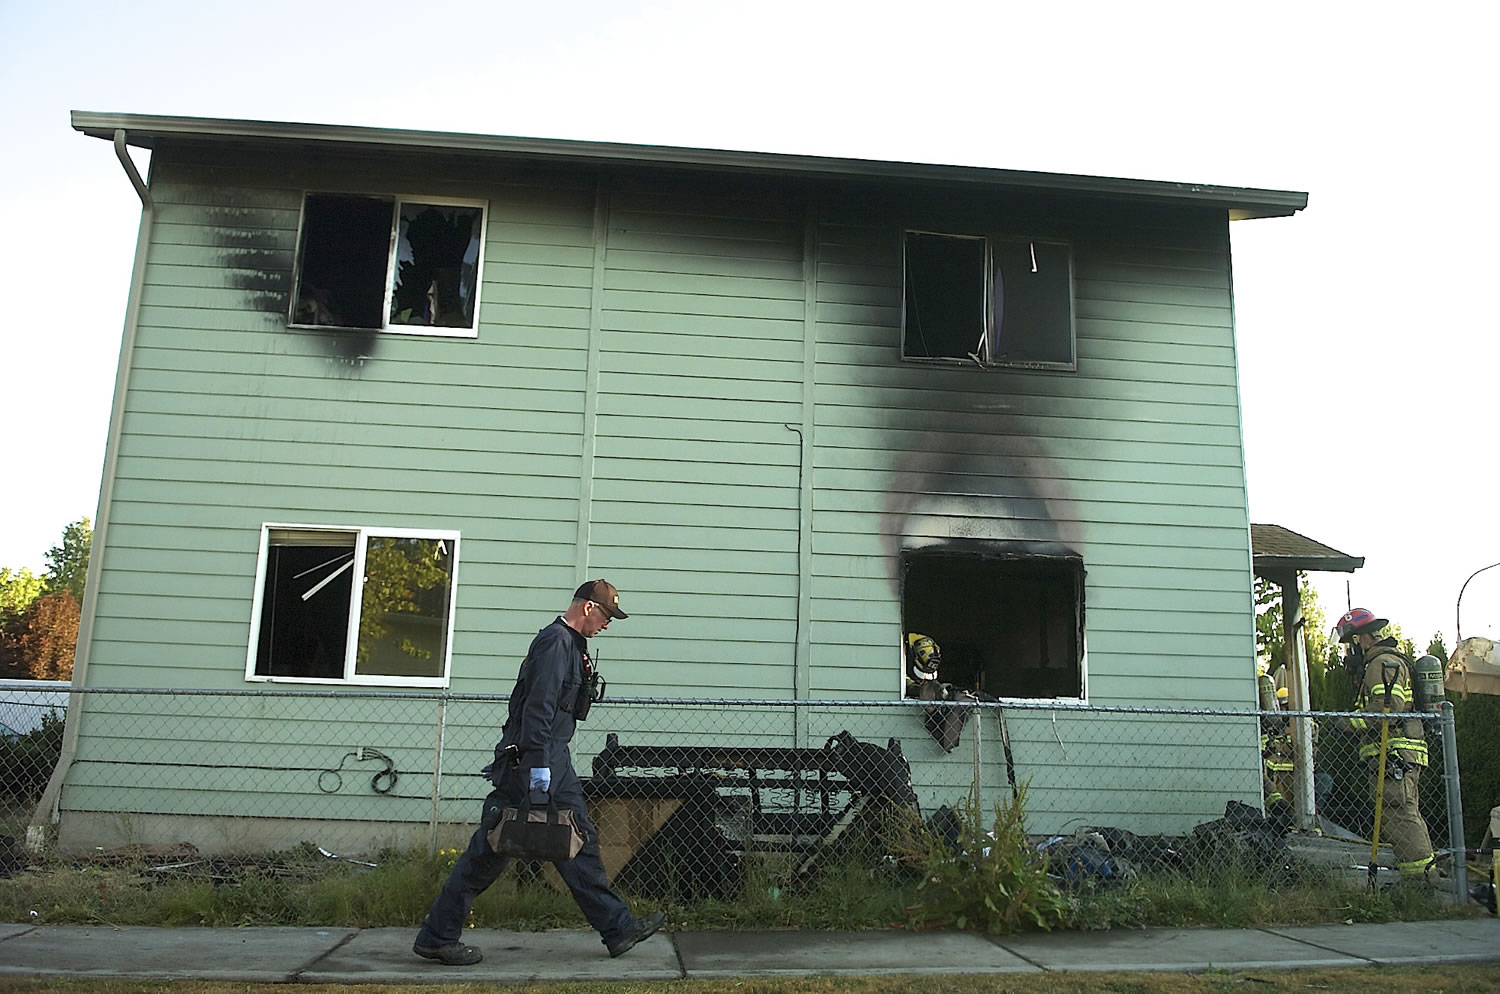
[289,192,488,339]
[245,523,462,688]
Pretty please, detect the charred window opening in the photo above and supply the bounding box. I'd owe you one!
[249,526,459,687]
[901,552,1084,700]
[292,194,485,336]
[903,232,988,361]
[993,238,1075,368]
[294,196,393,329]
[901,230,1075,370]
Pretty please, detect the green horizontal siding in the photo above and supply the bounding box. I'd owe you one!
[68,141,1265,836]
[86,147,599,697]
[585,188,806,694]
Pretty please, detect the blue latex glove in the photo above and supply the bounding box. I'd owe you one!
[528,767,551,792]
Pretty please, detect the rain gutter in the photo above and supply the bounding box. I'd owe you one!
[72,111,1308,220]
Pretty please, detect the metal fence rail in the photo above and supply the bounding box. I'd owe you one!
[0,687,1465,902]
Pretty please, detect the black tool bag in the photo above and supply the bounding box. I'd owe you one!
[486,789,585,862]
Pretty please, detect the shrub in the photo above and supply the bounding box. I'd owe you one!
[887,784,1069,934]
[0,709,64,801]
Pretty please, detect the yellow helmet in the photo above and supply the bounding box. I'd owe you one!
[907,633,941,681]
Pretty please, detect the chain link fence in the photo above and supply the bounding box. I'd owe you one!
[0,686,1468,903]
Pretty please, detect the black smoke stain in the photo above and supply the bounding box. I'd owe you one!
[877,405,1083,595]
[319,328,379,363]
[212,206,295,317]
[210,211,380,365]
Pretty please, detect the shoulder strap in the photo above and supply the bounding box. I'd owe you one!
[1380,649,1414,709]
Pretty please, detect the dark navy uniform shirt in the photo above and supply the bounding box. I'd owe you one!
[497,618,588,773]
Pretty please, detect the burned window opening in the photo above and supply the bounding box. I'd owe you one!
[901,552,1084,700]
[901,230,1076,370]
[294,195,392,329]
[292,193,484,335]
[250,526,459,685]
[902,232,988,361]
[993,237,1075,368]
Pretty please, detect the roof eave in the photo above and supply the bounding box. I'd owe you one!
[71,110,1308,220]
[1253,554,1366,575]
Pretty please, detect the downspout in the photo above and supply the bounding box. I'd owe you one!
[28,130,154,850]
[574,176,607,581]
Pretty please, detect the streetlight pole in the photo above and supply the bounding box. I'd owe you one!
[1456,560,1500,643]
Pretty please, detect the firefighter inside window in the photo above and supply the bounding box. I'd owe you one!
[905,633,984,751]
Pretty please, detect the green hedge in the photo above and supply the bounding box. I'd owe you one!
[1450,691,1500,848]
[0,709,63,801]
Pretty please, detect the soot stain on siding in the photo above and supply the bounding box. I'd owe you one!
[318,328,379,364]
[210,206,293,316]
[879,413,1083,594]
[210,211,379,365]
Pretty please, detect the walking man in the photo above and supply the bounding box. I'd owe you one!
[413,580,667,964]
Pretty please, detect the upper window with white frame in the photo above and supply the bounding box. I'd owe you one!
[247,525,460,687]
[902,230,1075,370]
[291,193,486,337]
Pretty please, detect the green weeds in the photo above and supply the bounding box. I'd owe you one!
[886,784,1070,933]
[0,812,1473,933]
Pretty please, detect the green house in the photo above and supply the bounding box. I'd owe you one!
[38,111,1305,854]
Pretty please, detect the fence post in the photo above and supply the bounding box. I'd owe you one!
[428,696,448,858]
[971,702,982,810]
[1439,702,1466,903]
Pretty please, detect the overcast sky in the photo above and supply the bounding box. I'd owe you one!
[3,1,1495,650]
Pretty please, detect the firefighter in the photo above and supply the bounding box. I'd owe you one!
[1333,608,1437,883]
[905,633,943,697]
[1261,686,1295,829]
[905,633,970,751]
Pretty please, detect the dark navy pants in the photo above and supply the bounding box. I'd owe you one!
[415,761,635,950]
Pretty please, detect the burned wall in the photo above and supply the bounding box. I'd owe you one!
[808,187,1251,705]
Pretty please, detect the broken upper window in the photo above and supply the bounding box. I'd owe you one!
[248,526,459,687]
[902,551,1085,700]
[901,231,1075,369]
[292,194,486,337]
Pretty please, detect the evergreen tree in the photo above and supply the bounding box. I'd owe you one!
[44,517,92,603]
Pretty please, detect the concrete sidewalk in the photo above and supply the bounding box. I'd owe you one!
[0,919,1495,984]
